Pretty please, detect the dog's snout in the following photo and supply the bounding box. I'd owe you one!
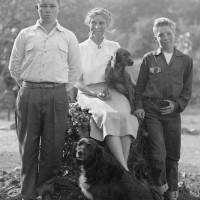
[130,60,134,65]
[78,151,83,156]
[128,58,134,66]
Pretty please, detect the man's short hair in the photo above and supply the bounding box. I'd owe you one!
[153,17,176,35]
[36,0,60,5]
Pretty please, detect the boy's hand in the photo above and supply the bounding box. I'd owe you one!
[160,100,174,114]
[134,109,145,119]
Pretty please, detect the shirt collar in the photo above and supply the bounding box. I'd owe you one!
[153,47,184,57]
[88,37,107,49]
[33,19,65,32]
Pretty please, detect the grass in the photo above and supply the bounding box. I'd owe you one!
[179,135,200,174]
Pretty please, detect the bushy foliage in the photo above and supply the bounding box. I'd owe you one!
[60,103,91,178]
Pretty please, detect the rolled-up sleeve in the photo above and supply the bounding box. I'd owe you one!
[66,32,82,91]
[8,31,25,83]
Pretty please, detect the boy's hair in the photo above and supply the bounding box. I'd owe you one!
[153,17,176,35]
[36,0,60,5]
[84,7,114,27]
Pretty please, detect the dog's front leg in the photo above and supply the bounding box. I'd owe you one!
[128,86,135,114]
[104,83,109,95]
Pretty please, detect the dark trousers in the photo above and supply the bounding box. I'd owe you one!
[15,85,68,199]
[143,98,181,192]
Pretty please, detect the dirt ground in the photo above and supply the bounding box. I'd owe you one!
[0,108,200,173]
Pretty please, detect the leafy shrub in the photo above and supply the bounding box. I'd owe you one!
[60,103,91,178]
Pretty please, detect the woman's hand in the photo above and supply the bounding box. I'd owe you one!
[96,91,110,101]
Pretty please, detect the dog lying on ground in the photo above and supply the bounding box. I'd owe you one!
[74,137,154,200]
[105,48,136,113]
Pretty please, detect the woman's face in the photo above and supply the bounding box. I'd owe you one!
[89,14,108,38]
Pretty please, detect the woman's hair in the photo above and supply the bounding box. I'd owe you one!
[153,17,176,35]
[84,7,114,28]
[36,0,60,5]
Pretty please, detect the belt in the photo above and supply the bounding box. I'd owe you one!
[145,97,169,107]
[22,81,66,89]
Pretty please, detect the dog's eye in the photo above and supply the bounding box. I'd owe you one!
[78,142,83,146]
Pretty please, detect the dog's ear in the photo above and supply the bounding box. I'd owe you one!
[115,50,121,64]
[95,145,104,162]
[71,142,78,158]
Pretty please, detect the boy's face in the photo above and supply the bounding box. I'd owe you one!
[154,25,176,52]
[37,0,60,24]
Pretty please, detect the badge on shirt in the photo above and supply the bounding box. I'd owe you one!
[149,67,161,74]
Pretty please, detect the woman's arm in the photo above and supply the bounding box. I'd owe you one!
[75,77,109,100]
[75,78,98,97]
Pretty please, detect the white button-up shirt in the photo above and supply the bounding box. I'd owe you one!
[79,38,120,85]
[9,20,82,91]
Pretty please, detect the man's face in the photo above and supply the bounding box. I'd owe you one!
[154,25,176,52]
[37,0,60,23]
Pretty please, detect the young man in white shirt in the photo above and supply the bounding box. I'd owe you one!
[9,0,82,199]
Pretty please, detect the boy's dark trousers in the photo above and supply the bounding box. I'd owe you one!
[143,98,181,193]
[15,84,68,200]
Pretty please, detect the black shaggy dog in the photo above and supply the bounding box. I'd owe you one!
[105,48,136,113]
[74,137,154,200]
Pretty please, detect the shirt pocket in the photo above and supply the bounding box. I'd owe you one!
[170,69,183,84]
[57,42,68,63]
[148,65,162,85]
[25,42,34,51]
[25,43,35,61]
[149,66,162,74]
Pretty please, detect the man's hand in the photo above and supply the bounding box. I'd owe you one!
[160,100,174,115]
[134,108,145,119]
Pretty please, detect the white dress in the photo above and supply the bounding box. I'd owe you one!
[77,38,138,141]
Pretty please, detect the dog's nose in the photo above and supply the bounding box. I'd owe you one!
[129,60,134,65]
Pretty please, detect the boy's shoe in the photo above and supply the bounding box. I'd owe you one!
[164,190,179,200]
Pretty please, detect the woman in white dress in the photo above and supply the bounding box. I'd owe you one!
[75,7,138,171]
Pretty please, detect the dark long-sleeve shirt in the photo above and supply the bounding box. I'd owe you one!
[135,48,193,113]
